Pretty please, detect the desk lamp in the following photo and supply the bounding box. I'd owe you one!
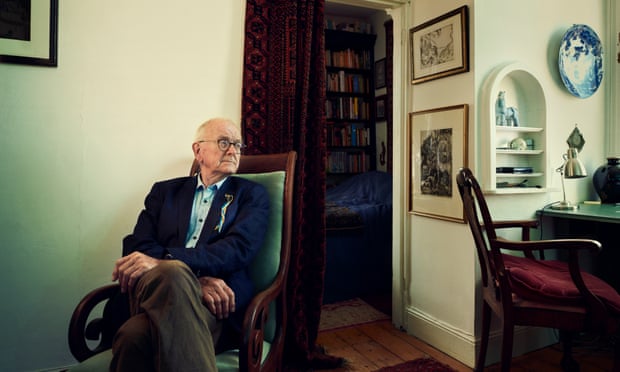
[551,125,587,210]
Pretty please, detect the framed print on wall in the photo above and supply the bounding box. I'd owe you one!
[374,58,386,89]
[375,95,386,121]
[409,5,469,84]
[408,104,468,222]
[0,0,58,66]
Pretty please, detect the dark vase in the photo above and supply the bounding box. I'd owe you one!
[593,157,620,203]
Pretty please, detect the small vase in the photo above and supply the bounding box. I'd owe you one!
[592,157,620,203]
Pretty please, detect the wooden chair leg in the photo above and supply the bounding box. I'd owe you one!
[475,302,492,372]
[559,331,579,372]
[500,322,514,372]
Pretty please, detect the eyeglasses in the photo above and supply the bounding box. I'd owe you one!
[198,138,246,153]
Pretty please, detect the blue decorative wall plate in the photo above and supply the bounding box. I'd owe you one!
[558,24,603,98]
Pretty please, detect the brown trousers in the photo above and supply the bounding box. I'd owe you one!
[111,261,222,372]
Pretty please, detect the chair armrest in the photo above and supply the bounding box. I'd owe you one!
[495,237,602,254]
[489,219,540,257]
[238,277,287,372]
[491,219,539,231]
[68,284,120,362]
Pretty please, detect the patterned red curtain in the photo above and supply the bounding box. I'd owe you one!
[242,0,339,369]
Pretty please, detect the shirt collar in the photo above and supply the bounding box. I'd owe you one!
[196,173,227,191]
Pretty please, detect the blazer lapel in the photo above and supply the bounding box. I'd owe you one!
[200,178,234,241]
[176,177,197,246]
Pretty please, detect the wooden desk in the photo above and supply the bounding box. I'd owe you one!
[537,203,620,290]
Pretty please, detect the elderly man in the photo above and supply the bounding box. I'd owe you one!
[111,118,270,371]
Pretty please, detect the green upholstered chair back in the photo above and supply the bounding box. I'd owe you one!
[192,151,295,353]
[219,152,295,371]
[235,172,284,291]
[234,171,284,341]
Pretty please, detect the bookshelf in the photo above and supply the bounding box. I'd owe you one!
[325,29,377,178]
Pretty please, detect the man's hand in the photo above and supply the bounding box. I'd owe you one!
[112,251,160,293]
[199,276,235,319]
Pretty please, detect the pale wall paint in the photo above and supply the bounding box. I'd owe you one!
[403,0,478,366]
[403,0,608,367]
[609,1,620,155]
[0,1,246,370]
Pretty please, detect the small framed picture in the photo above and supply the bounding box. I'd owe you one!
[408,104,469,222]
[375,95,386,121]
[374,58,386,89]
[409,5,469,84]
[0,0,58,66]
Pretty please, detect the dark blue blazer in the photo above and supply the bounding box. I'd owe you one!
[123,175,270,327]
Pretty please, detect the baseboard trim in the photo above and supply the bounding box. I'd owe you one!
[405,305,558,368]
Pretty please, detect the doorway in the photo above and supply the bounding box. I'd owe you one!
[324,1,394,317]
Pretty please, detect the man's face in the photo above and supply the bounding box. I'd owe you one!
[193,120,242,178]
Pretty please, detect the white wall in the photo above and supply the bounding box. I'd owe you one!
[403,0,477,365]
[0,1,246,370]
[402,0,609,367]
[609,0,620,156]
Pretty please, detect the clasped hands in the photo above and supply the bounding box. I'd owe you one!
[112,251,235,319]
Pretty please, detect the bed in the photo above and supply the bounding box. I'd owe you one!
[323,171,392,303]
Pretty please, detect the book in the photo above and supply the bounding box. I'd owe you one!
[496,167,533,174]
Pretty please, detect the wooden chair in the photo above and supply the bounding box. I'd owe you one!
[456,167,620,371]
[68,151,297,372]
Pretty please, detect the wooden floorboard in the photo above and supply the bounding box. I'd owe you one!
[485,340,614,372]
[317,319,614,371]
[317,320,471,371]
[357,322,426,362]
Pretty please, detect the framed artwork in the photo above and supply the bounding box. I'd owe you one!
[375,95,386,121]
[0,0,58,66]
[374,58,386,89]
[408,104,469,222]
[409,5,469,84]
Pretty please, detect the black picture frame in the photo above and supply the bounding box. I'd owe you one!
[409,5,469,84]
[376,95,386,121]
[374,58,386,89]
[0,0,58,67]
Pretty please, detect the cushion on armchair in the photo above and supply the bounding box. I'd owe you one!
[503,254,620,313]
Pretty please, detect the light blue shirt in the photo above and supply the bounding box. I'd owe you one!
[185,175,227,248]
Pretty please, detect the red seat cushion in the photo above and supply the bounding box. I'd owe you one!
[503,254,620,313]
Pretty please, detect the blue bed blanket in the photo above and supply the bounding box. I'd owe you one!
[323,171,392,302]
[325,171,392,230]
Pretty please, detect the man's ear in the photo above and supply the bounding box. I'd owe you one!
[192,142,200,156]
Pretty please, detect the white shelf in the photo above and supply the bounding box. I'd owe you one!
[495,126,543,133]
[496,149,543,155]
[496,172,543,178]
[481,62,549,194]
[485,187,548,195]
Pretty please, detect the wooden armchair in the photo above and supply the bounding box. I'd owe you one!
[456,167,620,371]
[68,151,297,372]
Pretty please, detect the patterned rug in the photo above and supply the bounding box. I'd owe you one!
[374,357,457,372]
[319,298,390,331]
